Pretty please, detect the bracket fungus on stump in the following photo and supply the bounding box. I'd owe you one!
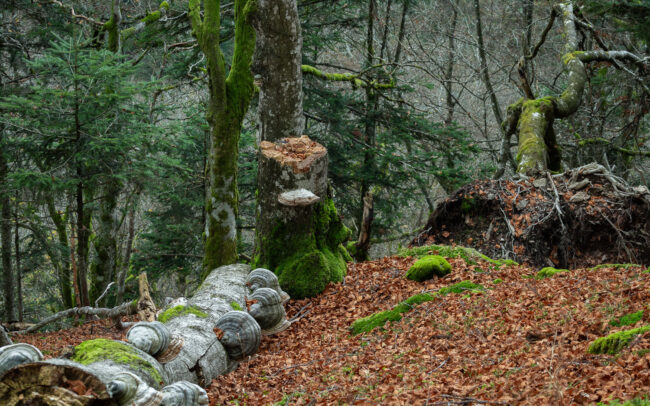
[254,136,351,299]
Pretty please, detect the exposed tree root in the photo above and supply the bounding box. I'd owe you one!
[413,164,650,268]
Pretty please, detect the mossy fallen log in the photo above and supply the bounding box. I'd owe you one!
[0,264,290,405]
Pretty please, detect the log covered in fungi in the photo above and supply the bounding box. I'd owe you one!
[0,264,289,405]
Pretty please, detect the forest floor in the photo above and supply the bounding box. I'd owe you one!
[13,252,650,405]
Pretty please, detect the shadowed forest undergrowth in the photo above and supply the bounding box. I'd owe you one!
[15,254,650,405]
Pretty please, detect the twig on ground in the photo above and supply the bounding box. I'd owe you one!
[95,282,115,308]
[11,301,138,335]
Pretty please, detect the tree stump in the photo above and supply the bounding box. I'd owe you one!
[0,264,288,405]
[254,136,351,299]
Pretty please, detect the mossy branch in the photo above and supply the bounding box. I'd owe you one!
[578,137,650,157]
[302,65,395,90]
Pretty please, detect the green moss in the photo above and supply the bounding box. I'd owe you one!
[350,281,483,335]
[588,325,650,355]
[536,267,570,279]
[141,10,162,24]
[350,292,436,335]
[610,310,644,327]
[398,244,517,267]
[492,278,503,284]
[157,305,209,323]
[72,339,163,384]
[438,281,484,295]
[406,255,452,282]
[562,50,585,65]
[159,1,170,10]
[230,301,242,311]
[255,198,351,299]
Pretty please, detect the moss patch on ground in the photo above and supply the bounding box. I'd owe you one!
[588,325,650,355]
[405,255,452,282]
[72,339,163,384]
[157,305,209,323]
[536,267,570,279]
[350,281,484,335]
[610,310,644,327]
[399,244,517,267]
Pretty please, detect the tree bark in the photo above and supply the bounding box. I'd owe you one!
[254,137,350,299]
[252,0,304,142]
[0,264,287,404]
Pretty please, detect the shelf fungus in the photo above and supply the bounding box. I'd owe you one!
[248,288,290,334]
[161,380,209,405]
[214,311,261,361]
[0,343,43,377]
[107,371,163,406]
[278,188,320,207]
[247,268,290,303]
[127,321,171,357]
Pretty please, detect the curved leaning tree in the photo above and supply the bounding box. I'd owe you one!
[504,2,648,175]
[0,265,289,405]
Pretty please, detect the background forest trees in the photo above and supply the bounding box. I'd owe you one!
[0,0,648,323]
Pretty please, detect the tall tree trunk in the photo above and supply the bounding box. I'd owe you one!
[252,0,304,142]
[46,199,73,309]
[355,0,379,262]
[444,4,457,127]
[0,128,16,323]
[13,201,22,323]
[115,195,138,305]
[189,0,256,277]
[90,179,121,305]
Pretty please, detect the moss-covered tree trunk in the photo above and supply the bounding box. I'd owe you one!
[254,138,351,299]
[508,2,647,174]
[0,264,286,404]
[189,0,256,277]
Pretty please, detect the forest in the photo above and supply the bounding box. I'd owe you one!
[0,0,649,404]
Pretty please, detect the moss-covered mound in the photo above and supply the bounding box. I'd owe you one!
[610,310,644,327]
[405,255,452,282]
[157,305,208,323]
[399,244,517,267]
[350,281,484,335]
[255,199,351,299]
[588,325,650,355]
[536,267,570,279]
[72,339,164,384]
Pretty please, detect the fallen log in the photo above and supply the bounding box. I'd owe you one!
[0,264,290,405]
